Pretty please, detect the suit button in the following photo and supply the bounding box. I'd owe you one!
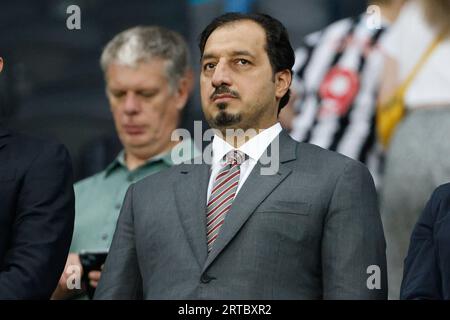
[200,274,214,284]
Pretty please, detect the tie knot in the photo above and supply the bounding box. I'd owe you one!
[225,150,246,165]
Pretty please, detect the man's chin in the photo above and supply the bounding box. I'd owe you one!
[209,110,241,128]
[122,135,149,148]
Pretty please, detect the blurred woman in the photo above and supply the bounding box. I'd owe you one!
[378,0,450,299]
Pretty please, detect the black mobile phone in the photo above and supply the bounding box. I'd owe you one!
[79,250,108,299]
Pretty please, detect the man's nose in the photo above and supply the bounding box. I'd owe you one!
[123,92,140,114]
[211,61,232,88]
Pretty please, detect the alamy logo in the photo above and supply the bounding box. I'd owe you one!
[66,5,81,30]
[366,265,382,290]
[66,264,82,290]
[366,5,382,30]
[170,121,280,175]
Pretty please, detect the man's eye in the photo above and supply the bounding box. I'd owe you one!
[139,92,155,98]
[203,63,216,71]
[237,59,250,65]
[111,91,125,98]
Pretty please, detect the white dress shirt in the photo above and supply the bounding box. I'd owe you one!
[207,122,283,202]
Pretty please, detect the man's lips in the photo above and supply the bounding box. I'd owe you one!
[212,94,237,103]
[123,125,145,134]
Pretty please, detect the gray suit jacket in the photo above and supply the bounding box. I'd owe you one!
[95,131,387,299]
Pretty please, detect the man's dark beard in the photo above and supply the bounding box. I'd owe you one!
[207,85,241,128]
[209,104,241,128]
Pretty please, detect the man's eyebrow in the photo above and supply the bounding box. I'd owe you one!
[201,53,216,62]
[231,50,255,59]
[201,50,256,62]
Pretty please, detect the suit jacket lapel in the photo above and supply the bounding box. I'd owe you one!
[202,130,297,273]
[174,161,210,268]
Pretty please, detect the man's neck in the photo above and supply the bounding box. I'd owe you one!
[124,140,179,171]
[219,122,278,148]
[222,131,258,149]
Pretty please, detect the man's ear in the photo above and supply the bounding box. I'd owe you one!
[275,69,292,100]
[174,68,194,111]
[0,58,3,73]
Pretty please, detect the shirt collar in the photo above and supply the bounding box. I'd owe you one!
[211,122,282,165]
[104,137,198,177]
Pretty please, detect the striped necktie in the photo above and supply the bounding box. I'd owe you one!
[206,150,245,252]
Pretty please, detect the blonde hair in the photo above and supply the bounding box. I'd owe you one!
[421,0,450,35]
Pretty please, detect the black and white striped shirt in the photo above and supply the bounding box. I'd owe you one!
[290,14,388,185]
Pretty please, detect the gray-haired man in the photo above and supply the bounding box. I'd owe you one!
[52,26,199,299]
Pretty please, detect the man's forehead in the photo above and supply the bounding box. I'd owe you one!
[109,57,167,71]
[203,20,267,57]
[106,61,168,88]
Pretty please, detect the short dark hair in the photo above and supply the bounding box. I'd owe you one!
[199,13,295,113]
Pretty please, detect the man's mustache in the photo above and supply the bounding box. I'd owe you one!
[210,86,240,100]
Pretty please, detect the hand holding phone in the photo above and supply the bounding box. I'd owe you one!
[79,250,108,299]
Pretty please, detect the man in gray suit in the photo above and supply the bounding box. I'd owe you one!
[95,13,387,299]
